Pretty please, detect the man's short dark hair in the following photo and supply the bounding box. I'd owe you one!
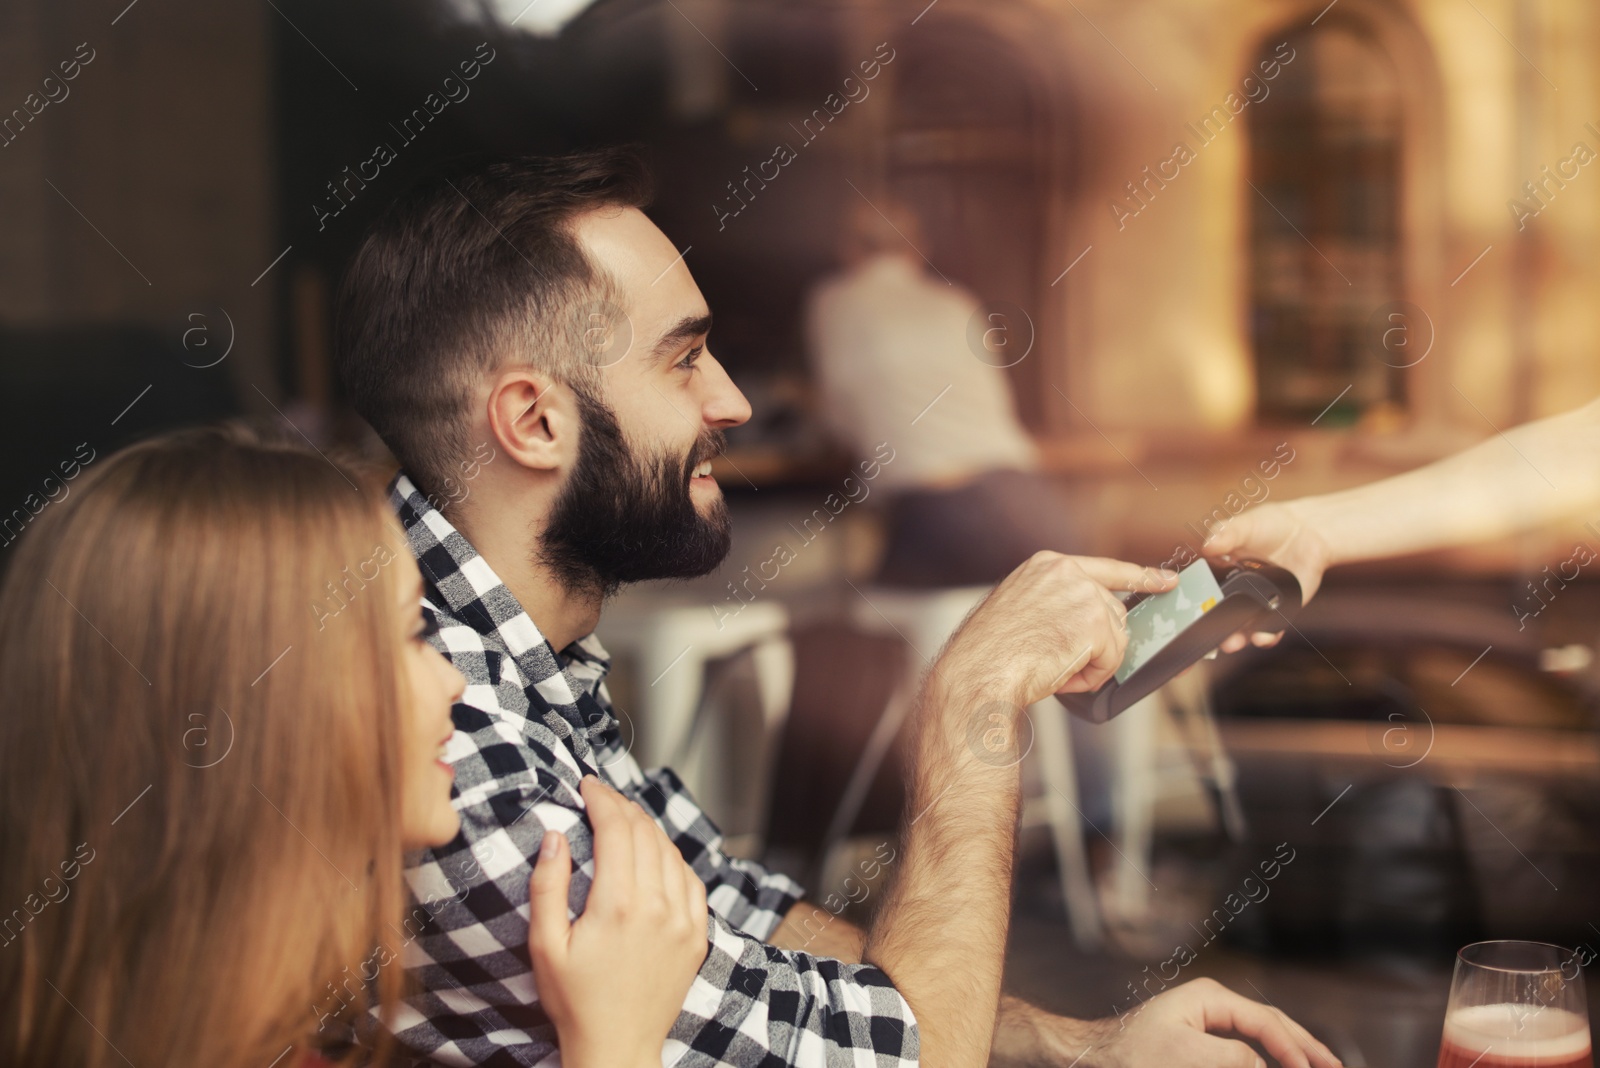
[335,148,653,499]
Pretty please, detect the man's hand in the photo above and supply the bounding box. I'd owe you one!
[1093,978,1340,1068]
[942,553,1178,705]
[1201,502,1331,653]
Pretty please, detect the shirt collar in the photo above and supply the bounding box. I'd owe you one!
[387,471,612,689]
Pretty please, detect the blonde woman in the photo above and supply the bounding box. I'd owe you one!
[0,426,704,1068]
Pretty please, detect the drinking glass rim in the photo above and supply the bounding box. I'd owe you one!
[1457,939,1584,975]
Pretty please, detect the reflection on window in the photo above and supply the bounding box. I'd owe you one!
[1249,22,1404,424]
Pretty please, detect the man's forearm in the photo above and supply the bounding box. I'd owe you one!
[1299,396,1600,565]
[768,901,866,962]
[848,552,1155,1066]
[863,665,1024,1068]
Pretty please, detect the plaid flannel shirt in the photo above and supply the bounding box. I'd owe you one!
[384,473,919,1067]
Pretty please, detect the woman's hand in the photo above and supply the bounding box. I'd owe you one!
[527,776,709,1068]
[1202,501,1332,653]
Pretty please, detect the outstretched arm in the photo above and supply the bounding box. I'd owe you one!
[863,553,1151,1067]
[1205,398,1600,642]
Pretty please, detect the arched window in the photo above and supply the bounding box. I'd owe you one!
[1248,20,1405,424]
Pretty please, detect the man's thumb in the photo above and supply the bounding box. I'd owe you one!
[527,831,573,956]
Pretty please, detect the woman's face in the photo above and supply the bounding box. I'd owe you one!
[395,555,466,849]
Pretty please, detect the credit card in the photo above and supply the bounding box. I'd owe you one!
[1114,560,1225,684]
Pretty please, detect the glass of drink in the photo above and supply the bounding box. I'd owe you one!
[1438,941,1593,1068]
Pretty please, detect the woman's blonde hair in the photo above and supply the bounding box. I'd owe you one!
[0,424,411,1067]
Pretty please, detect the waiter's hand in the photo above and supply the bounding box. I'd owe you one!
[1095,978,1341,1068]
[1202,502,1330,654]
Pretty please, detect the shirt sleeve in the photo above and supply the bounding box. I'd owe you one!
[384,710,585,1066]
[667,911,919,1068]
[629,764,805,942]
[385,705,915,1067]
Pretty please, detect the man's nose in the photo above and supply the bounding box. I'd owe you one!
[700,354,753,429]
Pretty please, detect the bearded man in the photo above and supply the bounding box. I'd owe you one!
[334,149,1336,1068]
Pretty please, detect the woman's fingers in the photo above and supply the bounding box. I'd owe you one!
[527,831,573,961]
[588,775,675,901]
[580,776,634,910]
[676,842,709,969]
[582,776,707,961]
[657,820,688,916]
[627,795,666,897]
[683,854,707,926]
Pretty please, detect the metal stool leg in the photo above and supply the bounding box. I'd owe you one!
[1110,692,1162,923]
[813,669,914,889]
[1030,698,1104,949]
[745,637,796,855]
[1167,667,1247,842]
[818,586,989,888]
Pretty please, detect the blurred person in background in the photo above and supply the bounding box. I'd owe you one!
[0,426,706,1068]
[804,196,1124,829]
[804,196,1086,587]
[1204,396,1600,633]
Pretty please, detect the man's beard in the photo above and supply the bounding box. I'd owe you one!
[539,383,732,600]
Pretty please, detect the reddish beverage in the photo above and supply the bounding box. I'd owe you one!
[1437,1003,1593,1068]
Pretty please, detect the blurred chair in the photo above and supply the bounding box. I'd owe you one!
[1019,695,1104,948]
[1100,667,1247,925]
[815,585,1249,947]
[817,583,1105,948]
[598,595,794,857]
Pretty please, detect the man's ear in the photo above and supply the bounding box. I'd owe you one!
[486,368,577,473]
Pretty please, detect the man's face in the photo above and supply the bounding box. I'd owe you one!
[538,207,752,596]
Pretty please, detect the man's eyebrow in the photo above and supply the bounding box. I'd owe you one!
[649,313,713,361]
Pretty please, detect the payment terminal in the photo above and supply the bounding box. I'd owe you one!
[1057,558,1304,724]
